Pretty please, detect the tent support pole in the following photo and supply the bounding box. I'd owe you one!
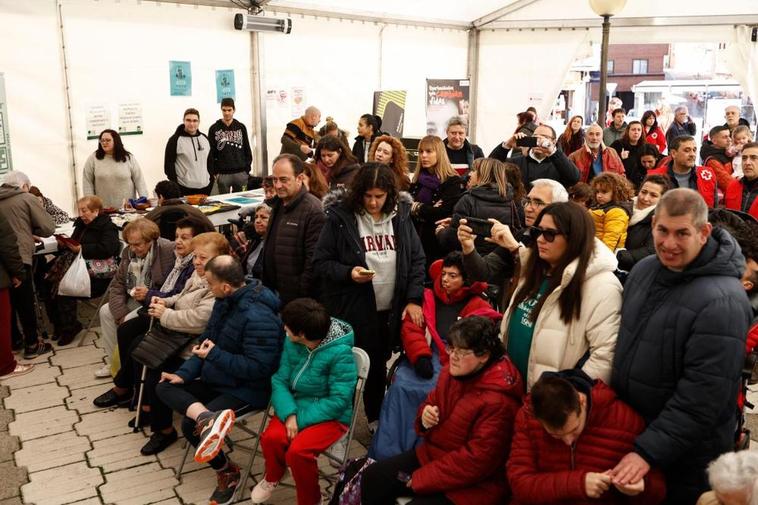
[250,31,268,176]
[57,0,79,207]
[467,28,480,142]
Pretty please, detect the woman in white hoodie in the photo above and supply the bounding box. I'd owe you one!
[616,174,671,272]
[501,201,622,390]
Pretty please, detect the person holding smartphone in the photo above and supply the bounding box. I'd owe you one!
[313,163,426,432]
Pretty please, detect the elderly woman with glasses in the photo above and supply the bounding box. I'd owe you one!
[500,201,621,389]
[359,316,523,505]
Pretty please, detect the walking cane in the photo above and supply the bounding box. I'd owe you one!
[132,316,154,433]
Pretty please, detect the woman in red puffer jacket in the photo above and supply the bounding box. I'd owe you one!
[360,316,523,505]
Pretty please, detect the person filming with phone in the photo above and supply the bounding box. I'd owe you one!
[313,163,426,433]
[490,124,581,189]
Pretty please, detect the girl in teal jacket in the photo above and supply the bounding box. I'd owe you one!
[252,298,357,505]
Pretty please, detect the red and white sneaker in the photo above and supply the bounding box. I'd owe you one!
[194,409,236,464]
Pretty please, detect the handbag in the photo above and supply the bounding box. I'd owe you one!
[131,317,195,369]
[58,252,91,298]
[85,257,119,279]
[327,457,376,505]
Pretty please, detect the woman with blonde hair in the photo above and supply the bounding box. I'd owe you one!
[369,134,410,190]
[411,136,465,265]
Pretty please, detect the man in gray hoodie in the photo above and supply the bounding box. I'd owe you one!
[164,108,215,196]
[0,171,55,358]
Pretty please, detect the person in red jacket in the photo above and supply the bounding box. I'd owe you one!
[507,370,666,505]
[569,124,625,183]
[648,136,719,207]
[725,142,758,220]
[642,110,667,155]
[369,252,501,460]
[361,316,523,505]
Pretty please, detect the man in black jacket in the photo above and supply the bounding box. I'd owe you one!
[610,188,752,504]
[261,154,325,305]
[443,116,484,174]
[208,98,253,194]
[489,124,580,189]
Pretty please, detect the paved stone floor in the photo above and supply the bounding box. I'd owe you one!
[0,327,371,505]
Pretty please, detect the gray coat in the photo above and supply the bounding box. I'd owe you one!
[0,184,55,265]
[0,211,24,289]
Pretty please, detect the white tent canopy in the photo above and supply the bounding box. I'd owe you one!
[1,0,756,211]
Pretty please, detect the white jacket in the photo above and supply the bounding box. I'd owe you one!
[500,238,622,389]
[160,272,215,334]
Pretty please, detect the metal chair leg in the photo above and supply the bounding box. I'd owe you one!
[175,440,192,483]
[234,410,270,501]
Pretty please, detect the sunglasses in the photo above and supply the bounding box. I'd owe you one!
[528,226,563,243]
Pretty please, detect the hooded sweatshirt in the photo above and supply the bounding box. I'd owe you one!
[356,210,397,311]
[164,124,213,189]
[207,118,253,175]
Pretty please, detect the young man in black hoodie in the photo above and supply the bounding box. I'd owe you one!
[208,98,253,194]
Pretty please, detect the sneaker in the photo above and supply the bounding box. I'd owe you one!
[22,341,53,360]
[327,434,349,468]
[94,363,112,378]
[367,420,378,435]
[194,409,236,464]
[0,363,35,380]
[209,462,241,505]
[140,429,178,456]
[250,477,278,504]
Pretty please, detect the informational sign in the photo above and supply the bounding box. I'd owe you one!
[373,90,407,138]
[291,86,305,117]
[215,69,236,103]
[169,60,192,96]
[426,79,470,137]
[0,73,11,176]
[86,105,110,140]
[118,102,143,136]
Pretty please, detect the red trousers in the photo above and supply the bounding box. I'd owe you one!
[0,289,16,376]
[260,416,347,505]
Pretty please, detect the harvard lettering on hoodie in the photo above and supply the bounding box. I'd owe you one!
[355,210,397,311]
[208,118,253,175]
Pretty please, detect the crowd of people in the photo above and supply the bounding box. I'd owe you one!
[0,99,757,505]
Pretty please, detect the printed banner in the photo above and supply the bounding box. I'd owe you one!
[215,69,236,103]
[425,79,470,137]
[291,87,305,117]
[373,90,407,138]
[86,105,111,140]
[169,60,192,96]
[117,102,143,136]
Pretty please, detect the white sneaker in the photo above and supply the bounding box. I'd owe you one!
[250,478,278,504]
[327,434,349,468]
[94,363,111,378]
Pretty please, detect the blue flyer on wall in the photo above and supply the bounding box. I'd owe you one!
[170,61,192,96]
[215,69,236,103]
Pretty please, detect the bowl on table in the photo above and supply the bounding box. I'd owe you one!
[185,194,208,205]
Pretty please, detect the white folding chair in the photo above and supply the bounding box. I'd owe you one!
[238,347,371,500]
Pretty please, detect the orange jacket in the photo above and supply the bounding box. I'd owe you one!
[569,145,625,183]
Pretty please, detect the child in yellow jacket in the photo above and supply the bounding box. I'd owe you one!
[589,172,634,251]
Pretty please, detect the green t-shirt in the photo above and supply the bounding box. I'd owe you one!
[507,279,550,382]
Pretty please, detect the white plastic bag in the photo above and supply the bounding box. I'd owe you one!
[58,252,91,298]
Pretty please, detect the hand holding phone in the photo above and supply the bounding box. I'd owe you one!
[461,216,492,237]
[515,136,539,148]
[351,266,375,283]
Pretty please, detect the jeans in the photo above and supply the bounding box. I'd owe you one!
[360,449,454,505]
[216,172,249,194]
[155,380,247,470]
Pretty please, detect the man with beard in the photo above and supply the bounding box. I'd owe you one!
[569,123,625,183]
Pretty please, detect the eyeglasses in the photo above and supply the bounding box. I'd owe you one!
[444,345,475,358]
[528,226,564,243]
[522,197,547,209]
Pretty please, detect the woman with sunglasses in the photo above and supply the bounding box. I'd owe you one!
[360,316,523,505]
[501,201,621,389]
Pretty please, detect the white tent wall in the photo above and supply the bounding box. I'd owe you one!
[260,15,468,160]
[61,0,252,212]
[0,1,70,211]
[475,29,590,155]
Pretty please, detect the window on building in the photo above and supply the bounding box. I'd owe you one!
[633,59,648,74]
[607,60,614,74]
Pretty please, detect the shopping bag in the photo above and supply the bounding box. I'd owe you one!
[58,252,91,298]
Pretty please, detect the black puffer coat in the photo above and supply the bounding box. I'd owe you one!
[312,190,425,352]
[71,214,121,260]
[616,203,655,272]
[611,228,751,501]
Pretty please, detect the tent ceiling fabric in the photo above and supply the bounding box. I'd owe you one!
[266,0,519,25]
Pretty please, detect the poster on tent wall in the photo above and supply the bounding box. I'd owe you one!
[373,90,407,138]
[86,105,111,140]
[426,79,470,137]
[169,61,192,96]
[118,103,143,136]
[215,70,236,103]
[0,74,12,176]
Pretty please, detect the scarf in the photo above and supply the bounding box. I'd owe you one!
[629,198,656,226]
[126,243,155,292]
[415,171,441,205]
[161,252,194,293]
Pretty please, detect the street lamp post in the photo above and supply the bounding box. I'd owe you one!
[589,0,627,126]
